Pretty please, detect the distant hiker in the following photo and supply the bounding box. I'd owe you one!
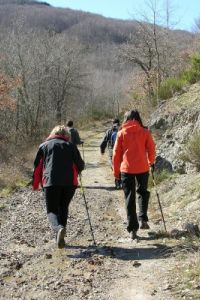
[66,120,83,146]
[100,118,121,189]
[32,125,85,248]
[112,110,156,239]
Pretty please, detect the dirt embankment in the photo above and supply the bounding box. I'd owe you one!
[0,127,198,300]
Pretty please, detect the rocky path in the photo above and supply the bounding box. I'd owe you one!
[0,127,175,300]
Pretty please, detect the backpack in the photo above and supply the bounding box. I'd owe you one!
[110,128,118,148]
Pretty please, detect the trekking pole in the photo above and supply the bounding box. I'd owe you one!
[81,143,86,170]
[81,143,85,161]
[79,175,96,246]
[151,170,167,232]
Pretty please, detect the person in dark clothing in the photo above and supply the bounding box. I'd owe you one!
[33,125,85,248]
[100,118,121,189]
[66,120,83,146]
[112,110,156,239]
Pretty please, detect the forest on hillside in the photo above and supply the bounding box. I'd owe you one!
[0,0,199,162]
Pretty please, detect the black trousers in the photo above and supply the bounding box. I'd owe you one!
[44,186,76,233]
[121,172,150,232]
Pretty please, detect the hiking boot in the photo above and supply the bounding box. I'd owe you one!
[140,221,150,230]
[56,227,66,249]
[131,230,138,240]
[115,179,122,190]
[115,183,121,190]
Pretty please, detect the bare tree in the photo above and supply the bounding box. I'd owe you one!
[0,24,88,139]
[119,0,185,104]
[46,33,88,123]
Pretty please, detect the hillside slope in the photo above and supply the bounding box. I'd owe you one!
[0,123,200,299]
[0,0,194,46]
[148,82,200,298]
[150,82,200,173]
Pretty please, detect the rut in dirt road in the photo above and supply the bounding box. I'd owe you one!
[0,129,174,300]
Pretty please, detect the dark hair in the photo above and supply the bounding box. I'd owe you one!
[123,110,145,127]
[67,120,73,127]
[113,118,120,125]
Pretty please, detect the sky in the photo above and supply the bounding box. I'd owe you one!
[45,0,200,32]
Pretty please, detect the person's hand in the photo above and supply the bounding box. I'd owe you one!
[150,164,155,173]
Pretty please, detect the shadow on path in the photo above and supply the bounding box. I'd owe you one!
[65,243,174,261]
[78,185,116,191]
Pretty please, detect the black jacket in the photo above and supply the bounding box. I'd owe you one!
[68,127,83,146]
[33,135,84,189]
[100,124,118,154]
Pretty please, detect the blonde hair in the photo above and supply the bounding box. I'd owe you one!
[50,125,70,138]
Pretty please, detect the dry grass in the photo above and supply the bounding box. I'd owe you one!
[171,251,200,299]
[149,170,200,299]
[0,164,30,196]
[0,145,35,196]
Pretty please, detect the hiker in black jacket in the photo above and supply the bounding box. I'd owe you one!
[33,125,85,249]
[66,120,83,146]
[100,118,121,189]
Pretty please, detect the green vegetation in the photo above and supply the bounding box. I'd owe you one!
[180,131,200,171]
[158,77,187,100]
[149,170,176,187]
[181,54,200,84]
[191,182,200,195]
[186,256,200,284]
[0,160,31,197]
[0,203,6,211]
[88,109,113,121]
[172,253,200,299]
[158,53,200,100]
[0,177,30,197]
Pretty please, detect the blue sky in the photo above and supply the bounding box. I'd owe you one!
[46,0,200,31]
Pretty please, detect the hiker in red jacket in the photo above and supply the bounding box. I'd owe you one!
[112,110,156,239]
[33,125,84,248]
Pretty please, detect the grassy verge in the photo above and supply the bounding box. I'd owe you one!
[149,170,177,188]
[0,146,35,197]
[0,166,31,197]
[171,250,200,299]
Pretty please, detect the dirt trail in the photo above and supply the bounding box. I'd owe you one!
[81,129,174,300]
[0,127,174,300]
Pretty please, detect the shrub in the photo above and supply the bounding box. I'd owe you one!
[88,109,113,121]
[158,77,186,100]
[181,54,200,84]
[158,53,200,100]
[191,54,200,71]
[181,69,200,84]
[149,169,175,187]
[180,131,200,171]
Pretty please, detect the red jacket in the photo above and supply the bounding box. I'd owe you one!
[32,135,84,190]
[112,120,156,178]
